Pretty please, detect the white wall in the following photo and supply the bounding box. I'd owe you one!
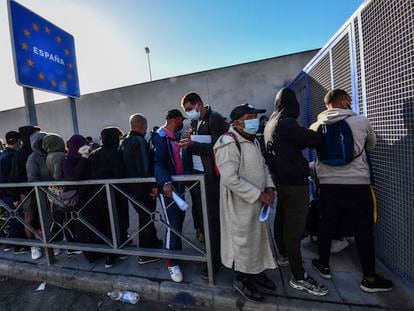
[0,49,317,141]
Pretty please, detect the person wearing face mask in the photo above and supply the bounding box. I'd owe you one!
[310,89,393,293]
[213,103,276,302]
[179,92,228,280]
[264,87,327,296]
[152,109,187,283]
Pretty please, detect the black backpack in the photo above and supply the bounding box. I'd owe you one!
[316,119,362,166]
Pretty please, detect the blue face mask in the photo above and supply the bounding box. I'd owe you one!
[243,118,260,135]
[187,108,200,121]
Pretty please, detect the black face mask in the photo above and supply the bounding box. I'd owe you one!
[176,123,184,132]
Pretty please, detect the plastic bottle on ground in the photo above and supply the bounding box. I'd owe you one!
[107,289,140,304]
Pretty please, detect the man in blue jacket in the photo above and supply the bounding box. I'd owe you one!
[152,109,187,283]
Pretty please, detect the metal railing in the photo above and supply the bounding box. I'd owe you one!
[0,174,215,285]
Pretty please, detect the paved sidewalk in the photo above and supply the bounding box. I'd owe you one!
[0,203,413,310]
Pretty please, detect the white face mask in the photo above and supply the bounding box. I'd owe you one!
[187,108,200,121]
[243,118,260,135]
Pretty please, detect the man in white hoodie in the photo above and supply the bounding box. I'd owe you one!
[309,89,393,293]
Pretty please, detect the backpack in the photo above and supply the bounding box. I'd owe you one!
[47,188,80,212]
[213,132,241,176]
[316,119,362,166]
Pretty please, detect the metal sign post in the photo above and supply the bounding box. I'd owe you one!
[69,97,79,134]
[22,86,37,125]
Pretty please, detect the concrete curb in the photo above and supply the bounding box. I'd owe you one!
[0,258,372,310]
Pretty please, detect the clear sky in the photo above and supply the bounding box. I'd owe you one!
[1,0,363,111]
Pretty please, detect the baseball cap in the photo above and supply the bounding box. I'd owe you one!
[230,103,266,121]
[5,131,20,145]
[165,109,187,120]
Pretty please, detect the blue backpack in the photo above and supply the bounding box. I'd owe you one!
[316,119,362,166]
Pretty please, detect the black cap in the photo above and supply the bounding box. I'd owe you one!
[165,109,187,120]
[5,131,20,145]
[230,103,266,121]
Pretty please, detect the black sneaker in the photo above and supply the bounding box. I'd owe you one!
[138,256,160,265]
[105,256,115,269]
[66,249,82,257]
[4,244,14,252]
[360,275,393,293]
[14,246,30,254]
[200,264,209,280]
[233,276,263,303]
[253,272,277,291]
[312,259,332,279]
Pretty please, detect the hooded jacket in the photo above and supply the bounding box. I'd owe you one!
[9,126,40,183]
[63,135,88,182]
[264,88,322,185]
[310,108,376,184]
[88,127,125,179]
[26,131,52,182]
[43,133,65,181]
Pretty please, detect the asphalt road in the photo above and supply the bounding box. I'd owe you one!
[0,277,207,311]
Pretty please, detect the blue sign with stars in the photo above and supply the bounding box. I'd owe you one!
[8,0,80,98]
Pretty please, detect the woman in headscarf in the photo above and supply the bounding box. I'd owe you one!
[264,87,327,296]
[62,134,90,257]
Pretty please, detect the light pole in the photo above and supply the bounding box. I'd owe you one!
[145,47,152,81]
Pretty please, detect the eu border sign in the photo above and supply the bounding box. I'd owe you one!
[8,0,80,98]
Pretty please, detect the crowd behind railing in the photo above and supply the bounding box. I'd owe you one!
[0,89,394,302]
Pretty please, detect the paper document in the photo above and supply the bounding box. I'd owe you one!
[190,135,211,144]
[190,135,212,171]
[173,192,189,211]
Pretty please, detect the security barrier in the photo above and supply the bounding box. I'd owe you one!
[0,175,215,285]
[289,0,414,284]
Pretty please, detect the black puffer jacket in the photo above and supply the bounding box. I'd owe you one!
[88,127,125,179]
[264,87,322,185]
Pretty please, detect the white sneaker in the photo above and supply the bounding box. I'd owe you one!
[168,265,183,283]
[31,247,42,260]
[330,239,349,253]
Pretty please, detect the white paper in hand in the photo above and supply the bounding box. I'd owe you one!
[172,192,188,211]
[259,205,270,222]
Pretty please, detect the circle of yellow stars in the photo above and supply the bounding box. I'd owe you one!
[20,22,75,89]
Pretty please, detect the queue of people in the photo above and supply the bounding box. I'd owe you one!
[0,89,393,303]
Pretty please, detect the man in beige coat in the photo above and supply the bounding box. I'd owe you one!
[214,103,276,302]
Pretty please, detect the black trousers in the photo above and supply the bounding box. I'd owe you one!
[318,184,375,277]
[274,185,308,280]
[129,184,160,249]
